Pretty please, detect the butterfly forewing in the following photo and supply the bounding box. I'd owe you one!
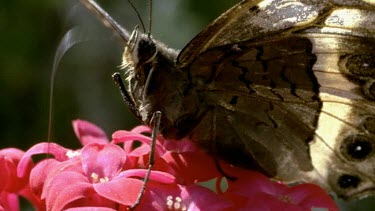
[178,0,375,65]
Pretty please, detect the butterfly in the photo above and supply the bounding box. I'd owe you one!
[80,0,375,200]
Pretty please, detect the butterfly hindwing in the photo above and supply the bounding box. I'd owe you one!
[308,35,375,198]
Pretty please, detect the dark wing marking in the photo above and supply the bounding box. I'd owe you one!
[185,36,320,177]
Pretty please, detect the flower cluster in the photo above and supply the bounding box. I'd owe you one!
[1,120,339,210]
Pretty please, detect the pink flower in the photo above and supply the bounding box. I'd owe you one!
[112,127,222,184]
[0,148,42,210]
[112,125,338,210]
[18,120,176,210]
[72,120,110,146]
[11,119,339,210]
[136,181,232,210]
[1,148,30,193]
[221,167,339,211]
[17,120,109,180]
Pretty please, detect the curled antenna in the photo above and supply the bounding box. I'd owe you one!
[48,27,90,143]
[127,0,146,33]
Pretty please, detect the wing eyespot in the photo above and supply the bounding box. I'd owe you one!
[338,174,361,189]
[340,134,374,161]
[345,54,374,77]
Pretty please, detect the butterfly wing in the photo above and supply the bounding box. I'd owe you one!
[176,0,375,199]
[185,36,321,176]
[178,0,374,66]
[308,35,375,199]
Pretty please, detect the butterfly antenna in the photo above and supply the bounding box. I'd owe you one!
[127,0,146,33]
[80,0,130,43]
[147,0,153,39]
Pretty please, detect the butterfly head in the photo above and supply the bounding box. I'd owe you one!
[120,26,188,134]
[121,26,157,74]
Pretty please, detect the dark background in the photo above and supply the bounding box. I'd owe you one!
[1,0,374,210]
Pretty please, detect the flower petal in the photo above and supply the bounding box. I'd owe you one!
[286,184,339,211]
[130,126,151,134]
[93,177,143,206]
[162,151,220,184]
[17,142,70,177]
[73,119,109,145]
[39,159,84,199]
[137,182,232,210]
[224,167,278,196]
[81,143,126,180]
[29,159,60,197]
[222,168,338,210]
[44,171,92,210]
[111,131,164,155]
[117,169,175,184]
[183,184,233,210]
[65,207,117,211]
[0,148,30,192]
[0,192,19,211]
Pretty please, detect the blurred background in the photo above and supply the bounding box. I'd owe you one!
[1,0,374,210]
[0,0,236,150]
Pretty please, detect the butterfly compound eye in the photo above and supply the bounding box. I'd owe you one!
[341,135,374,161]
[137,39,157,65]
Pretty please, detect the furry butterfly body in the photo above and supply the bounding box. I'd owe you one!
[81,0,375,200]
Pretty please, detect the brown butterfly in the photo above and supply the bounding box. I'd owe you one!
[80,0,375,201]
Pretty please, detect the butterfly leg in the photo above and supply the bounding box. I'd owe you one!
[112,72,139,116]
[130,111,161,209]
[112,72,161,208]
[142,67,155,101]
